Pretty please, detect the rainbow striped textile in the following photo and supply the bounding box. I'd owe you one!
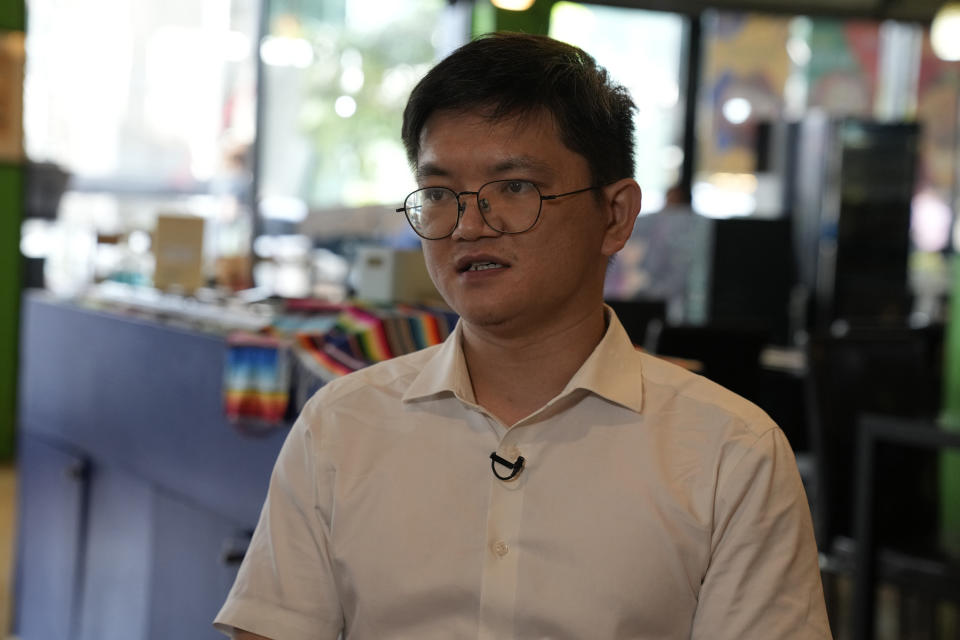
[224,302,458,427]
[224,330,292,426]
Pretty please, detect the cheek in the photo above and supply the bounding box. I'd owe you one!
[548,221,603,258]
[421,243,448,285]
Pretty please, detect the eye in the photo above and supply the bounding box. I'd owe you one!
[496,180,534,197]
[422,188,450,202]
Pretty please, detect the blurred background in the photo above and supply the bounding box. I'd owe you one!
[4,0,960,638]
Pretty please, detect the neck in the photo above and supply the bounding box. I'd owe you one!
[461,306,607,426]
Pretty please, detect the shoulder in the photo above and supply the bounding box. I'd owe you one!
[633,350,807,525]
[289,345,445,458]
[636,350,776,440]
[308,344,443,407]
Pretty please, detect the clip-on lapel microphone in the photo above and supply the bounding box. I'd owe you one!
[490,451,525,481]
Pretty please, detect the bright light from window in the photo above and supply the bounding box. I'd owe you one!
[340,66,365,94]
[260,195,308,222]
[260,36,314,68]
[713,172,758,192]
[128,230,152,254]
[334,95,357,118]
[693,177,757,218]
[932,3,960,60]
[378,64,424,108]
[912,189,951,252]
[661,145,684,170]
[657,81,680,109]
[341,48,363,69]
[786,36,811,66]
[722,97,752,124]
[491,0,536,10]
[223,30,251,62]
[20,220,52,259]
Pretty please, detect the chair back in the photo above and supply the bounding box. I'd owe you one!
[606,298,667,347]
[645,322,769,402]
[806,325,944,550]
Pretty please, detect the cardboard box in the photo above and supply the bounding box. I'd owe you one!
[352,247,440,304]
[154,214,205,293]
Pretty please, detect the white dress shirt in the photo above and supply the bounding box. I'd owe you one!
[215,311,830,639]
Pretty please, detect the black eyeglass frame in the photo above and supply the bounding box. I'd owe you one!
[395,179,604,240]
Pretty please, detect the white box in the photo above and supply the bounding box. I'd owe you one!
[352,247,442,305]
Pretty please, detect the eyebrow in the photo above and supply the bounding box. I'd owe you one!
[415,163,448,180]
[415,155,557,181]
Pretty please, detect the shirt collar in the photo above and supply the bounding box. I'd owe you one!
[402,321,475,404]
[559,307,645,414]
[402,306,644,414]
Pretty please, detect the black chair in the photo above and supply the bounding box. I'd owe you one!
[805,325,952,637]
[806,326,944,550]
[605,298,667,347]
[850,414,960,640]
[644,321,769,404]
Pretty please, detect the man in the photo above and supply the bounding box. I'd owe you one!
[215,33,830,639]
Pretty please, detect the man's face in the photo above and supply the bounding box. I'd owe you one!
[415,108,612,335]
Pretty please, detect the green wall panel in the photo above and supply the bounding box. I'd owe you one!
[0,2,24,28]
[0,0,25,462]
[492,2,553,35]
[472,1,554,37]
[0,167,22,461]
[941,256,960,556]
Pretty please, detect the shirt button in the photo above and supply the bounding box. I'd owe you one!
[493,540,509,557]
[506,446,521,460]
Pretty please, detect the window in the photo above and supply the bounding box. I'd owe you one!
[549,2,687,213]
[25,0,258,193]
[23,0,260,293]
[257,0,467,225]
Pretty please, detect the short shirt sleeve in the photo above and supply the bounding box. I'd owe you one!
[690,426,831,639]
[214,396,343,640]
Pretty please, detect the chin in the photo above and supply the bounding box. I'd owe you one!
[449,299,515,329]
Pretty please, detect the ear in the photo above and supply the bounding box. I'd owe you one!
[600,178,642,257]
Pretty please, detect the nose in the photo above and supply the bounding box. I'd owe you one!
[452,194,499,241]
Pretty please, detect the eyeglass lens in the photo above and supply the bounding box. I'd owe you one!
[404,180,541,239]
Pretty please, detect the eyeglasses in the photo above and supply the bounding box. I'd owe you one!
[396,179,602,240]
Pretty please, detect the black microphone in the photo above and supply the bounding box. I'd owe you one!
[490,451,525,481]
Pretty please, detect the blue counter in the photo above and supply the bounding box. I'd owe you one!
[15,293,289,640]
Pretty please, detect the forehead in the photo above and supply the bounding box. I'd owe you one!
[424,106,557,138]
[415,108,583,179]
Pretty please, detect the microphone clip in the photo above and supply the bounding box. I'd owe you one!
[490,451,525,481]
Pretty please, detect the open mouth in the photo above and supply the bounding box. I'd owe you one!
[463,262,505,272]
[455,256,510,273]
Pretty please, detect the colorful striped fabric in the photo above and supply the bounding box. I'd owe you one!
[224,331,291,425]
[223,302,458,427]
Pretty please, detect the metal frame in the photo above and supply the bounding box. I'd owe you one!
[851,414,960,640]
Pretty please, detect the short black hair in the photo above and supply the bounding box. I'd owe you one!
[401,32,636,187]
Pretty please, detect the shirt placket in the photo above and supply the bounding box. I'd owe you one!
[477,423,528,639]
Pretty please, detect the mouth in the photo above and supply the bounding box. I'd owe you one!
[455,256,511,274]
[464,262,506,272]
